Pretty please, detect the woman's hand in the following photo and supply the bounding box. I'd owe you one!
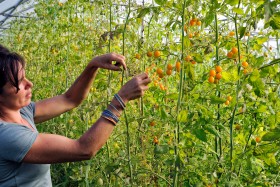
[117,73,151,104]
[89,53,126,71]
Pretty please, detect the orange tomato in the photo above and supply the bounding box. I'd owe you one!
[242,61,248,68]
[135,53,141,59]
[215,73,222,80]
[243,69,248,74]
[167,64,173,70]
[231,47,238,54]
[175,62,181,72]
[196,20,201,26]
[158,73,164,78]
[209,69,216,76]
[156,68,163,75]
[227,51,233,58]
[188,33,193,38]
[190,19,196,26]
[229,31,235,37]
[150,121,155,126]
[215,65,222,73]
[227,96,233,101]
[166,69,172,76]
[225,100,230,105]
[208,76,215,83]
[154,50,161,58]
[147,51,153,57]
[185,55,192,62]
[153,137,159,144]
[159,83,165,90]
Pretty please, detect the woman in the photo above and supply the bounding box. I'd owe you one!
[0,44,151,186]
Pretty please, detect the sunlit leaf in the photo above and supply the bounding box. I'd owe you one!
[262,130,280,141]
[226,0,239,6]
[256,105,267,113]
[256,37,268,45]
[177,110,188,122]
[210,95,226,104]
[193,53,203,63]
[249,69,260,82]
[232,8,244,15]
[155,0,167,5]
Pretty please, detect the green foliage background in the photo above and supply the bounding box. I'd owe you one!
[1,0,280,186]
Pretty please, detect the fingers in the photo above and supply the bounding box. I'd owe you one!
[110,53,127,70]
[135,73,151,85]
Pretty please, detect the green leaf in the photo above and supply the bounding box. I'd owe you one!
[204,11,215,28]
[165,20,175,29]
[185,62,195,81]
[210,95,226,104]
[154,145,169,154]
[252,79,265,97]
[232,8,244,15]
[256,105,267,113]
[262,131,280,141]
[166,93,178,100]
[154,0,167,5]
[183,36,191,49]
[264,0,273,22]
[222,69,239,82]
[226,0,239,6]
[193,129,207,142]
[177,110,188,122]
[239,27,246,39]
[255,56,265,66]
[160,108,168,119]
[137,8,150,18]
[204,126,221,137]
[256,37,268,45]
[193,53,203,63]
[249,69,260,82]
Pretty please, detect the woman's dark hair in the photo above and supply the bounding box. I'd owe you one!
[0,44,26,94]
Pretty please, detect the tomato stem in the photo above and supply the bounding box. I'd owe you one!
[229,0,242,179]
[121,0,133,184]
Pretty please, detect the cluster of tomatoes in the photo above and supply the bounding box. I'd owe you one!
[208,65,222,84]
[224,95,233,106]
[135,50,161,60]
[184,18,202,38]
[227,46,239,59]
[146,61,180,91]
[241,61,249,74]
[189,18,202,27]
[184,55,196,64]
[153,136,159,144]
[155,62,180,77]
